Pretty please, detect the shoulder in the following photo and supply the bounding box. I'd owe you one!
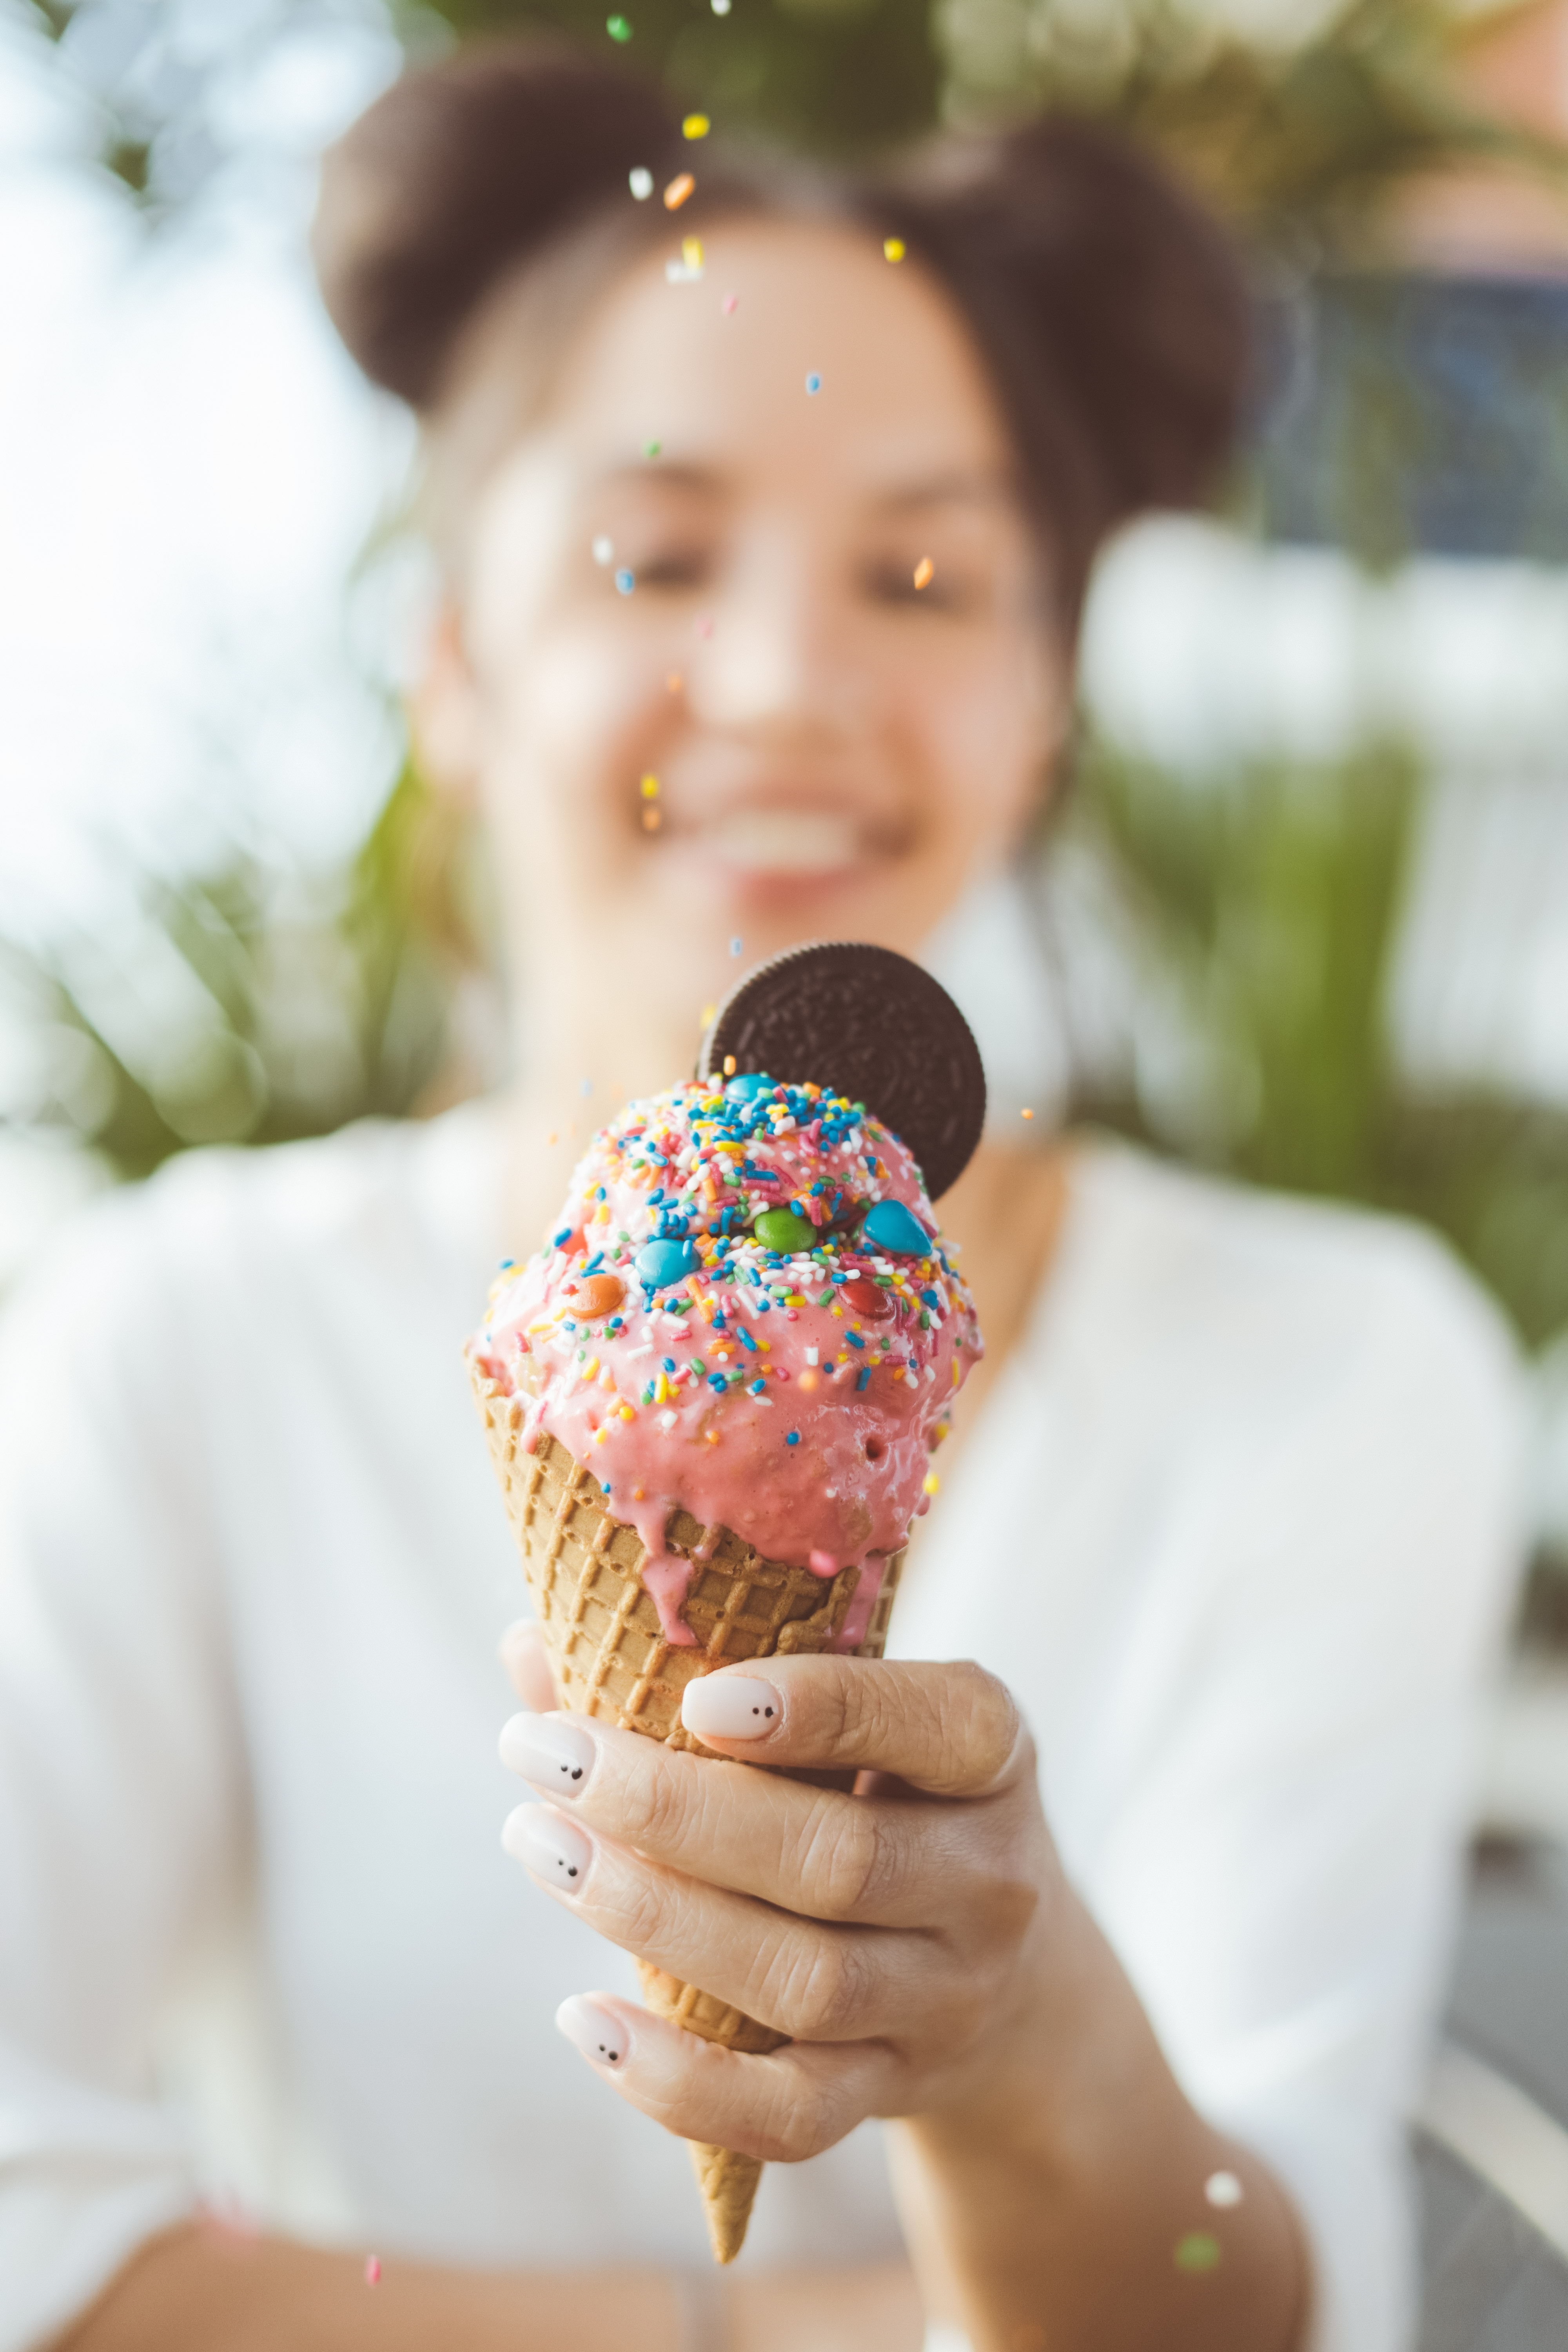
[1,1104,502,1376]
[1046,1141,1527,1545]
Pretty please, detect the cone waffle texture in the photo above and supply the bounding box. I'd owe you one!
[470,1367,906,2260]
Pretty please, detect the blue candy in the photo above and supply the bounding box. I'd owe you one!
[634,1237,697,1287]
[724,1071,775,1101]
[861,1199,930,1257]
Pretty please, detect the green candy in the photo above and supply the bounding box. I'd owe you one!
[754,1207,816,1255]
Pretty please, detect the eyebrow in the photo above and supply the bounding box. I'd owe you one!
[587,463,1018,510]
[867,470,1018,514]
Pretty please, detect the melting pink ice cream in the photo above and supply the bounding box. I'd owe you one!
[467,1073,983,1648]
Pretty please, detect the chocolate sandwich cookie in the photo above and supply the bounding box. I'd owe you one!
[697,940,985,1201]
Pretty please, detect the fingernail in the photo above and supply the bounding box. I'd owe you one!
[502,1804,593,1891]
[556,1993,631,2070]
[499,1712,596,1795]
[681,1673,782,1740]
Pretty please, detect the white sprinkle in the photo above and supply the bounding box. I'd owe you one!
[805,1347,819,1365]
[592,535,613,564]
[1204,2172,1244,2209]
[629,167,653,200]
[657,1410,678,1432]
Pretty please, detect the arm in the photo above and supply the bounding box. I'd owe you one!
[59,2219,922,2352]
[497,1657,1307,2352]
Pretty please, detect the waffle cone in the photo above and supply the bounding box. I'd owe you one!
[470,1368,905,2261]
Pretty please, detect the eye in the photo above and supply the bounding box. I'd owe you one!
[622,542,713,592]
[859,558,968,614]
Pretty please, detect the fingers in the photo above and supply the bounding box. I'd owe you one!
[502,1798,931,2042]
[681,1657,1030,1798]
[553,1991,900,2163]
[499,1620,558,1713]
[500,1710,978,1930]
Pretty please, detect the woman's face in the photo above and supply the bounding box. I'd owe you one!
[428,215,1063,1084]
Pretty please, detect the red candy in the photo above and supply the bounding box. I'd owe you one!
[840,1277,894,1320]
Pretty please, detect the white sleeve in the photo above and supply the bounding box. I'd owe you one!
[1081,1234,1527,2352]
[0,1192,246,2350]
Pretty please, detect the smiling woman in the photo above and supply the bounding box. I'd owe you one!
[0,32,1526,2352]
[311,38,1243,1090]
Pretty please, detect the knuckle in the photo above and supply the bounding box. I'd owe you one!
[755,2073,839,2163]
[811,1659,893,1768]
[945,1661,1023,1790]
[800,1797,885,1920]
[617,1750,696,1852]
[767,1934,870,2041]
[616,1861,672,1952]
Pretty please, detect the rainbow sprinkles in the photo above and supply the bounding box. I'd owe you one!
[468,1073,983,1648]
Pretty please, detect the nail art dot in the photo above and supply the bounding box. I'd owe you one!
[599,2041,621,2062]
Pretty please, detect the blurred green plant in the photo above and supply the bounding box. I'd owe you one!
[0,769,456,1179]
[1063,735,1568,1353]
[940,0,1568,250]
[25,0,1566,229]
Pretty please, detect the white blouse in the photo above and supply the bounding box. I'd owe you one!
[0,1106,1525,2352]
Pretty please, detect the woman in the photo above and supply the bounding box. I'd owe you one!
[0,38,1523,2352]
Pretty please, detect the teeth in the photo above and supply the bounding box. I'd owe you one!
[699,810,862,875]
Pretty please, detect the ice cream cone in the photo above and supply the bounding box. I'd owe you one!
[472,1369,905,2259]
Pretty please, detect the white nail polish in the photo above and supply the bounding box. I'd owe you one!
[556,1993,630,2069]
[499,1712,595,1794]
[681,1673,782,1740]
[502,1804,593,1889]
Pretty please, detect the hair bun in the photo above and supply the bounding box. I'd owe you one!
[313,39,681,408]
[895,116,1249,541]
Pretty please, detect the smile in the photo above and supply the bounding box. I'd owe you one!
[676,809,875,877]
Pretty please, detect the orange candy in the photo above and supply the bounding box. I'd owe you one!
[571,1274,626,1318]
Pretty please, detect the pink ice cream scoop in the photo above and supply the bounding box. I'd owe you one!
[468,1061,984,1651]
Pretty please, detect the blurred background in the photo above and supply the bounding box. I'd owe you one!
[5,0,1568,2328]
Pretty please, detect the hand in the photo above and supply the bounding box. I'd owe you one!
[497,1630,1309,2351]
[497,1644,1054,2162]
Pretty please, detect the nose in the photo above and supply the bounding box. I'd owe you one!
[688,533,862,745]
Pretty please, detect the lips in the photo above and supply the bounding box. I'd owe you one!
[654,800,915,880]
[691,808,867,875]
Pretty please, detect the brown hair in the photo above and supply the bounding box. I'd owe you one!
[314,36,1250,625]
